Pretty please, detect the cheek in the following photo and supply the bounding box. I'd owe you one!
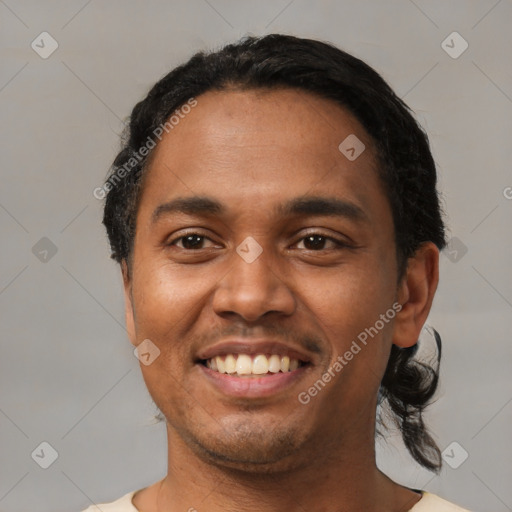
[128,265,204,388]
[129,264,206,411]
[301,259,396,396]
[301,262,392,337]
[132,261,207,331]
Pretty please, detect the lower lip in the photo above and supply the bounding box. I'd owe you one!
[198,364,309,398]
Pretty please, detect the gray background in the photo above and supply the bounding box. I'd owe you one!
[1,1,511,511]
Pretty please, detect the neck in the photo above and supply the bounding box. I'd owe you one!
[145,418,420,512]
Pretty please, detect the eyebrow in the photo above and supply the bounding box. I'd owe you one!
[151,195,370,225]
[151,196,223,224]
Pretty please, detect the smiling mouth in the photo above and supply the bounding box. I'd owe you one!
[199,353,308,377]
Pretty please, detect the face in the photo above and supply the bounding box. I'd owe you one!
[123,88,417,472]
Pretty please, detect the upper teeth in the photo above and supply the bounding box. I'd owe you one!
[206,354,300,375]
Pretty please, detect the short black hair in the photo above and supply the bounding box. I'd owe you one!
[102,34,447,472]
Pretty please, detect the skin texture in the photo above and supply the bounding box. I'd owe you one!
[122,88,439,512]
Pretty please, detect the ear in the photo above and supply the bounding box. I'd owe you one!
[121,259,137,347]
[392,242,440,348]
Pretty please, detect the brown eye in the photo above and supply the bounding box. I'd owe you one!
[303,235,327,250]
[181,234,204,249]
[296,234,347,251]
[171,233,214,250]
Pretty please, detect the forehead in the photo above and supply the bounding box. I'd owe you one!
[136,88,390,230]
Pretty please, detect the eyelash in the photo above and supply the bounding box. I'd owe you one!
[167,230,350,251]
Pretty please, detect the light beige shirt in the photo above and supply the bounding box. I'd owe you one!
[81,490,472,511]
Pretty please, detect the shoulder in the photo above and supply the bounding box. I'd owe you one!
[410,491,472,512]
[80,490,139,512]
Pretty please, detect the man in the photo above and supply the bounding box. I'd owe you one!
[84,34,471,511]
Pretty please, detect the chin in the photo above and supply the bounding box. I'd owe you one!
[176,417,309,473]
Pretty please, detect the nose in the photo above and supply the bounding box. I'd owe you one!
[212,242,296,322]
